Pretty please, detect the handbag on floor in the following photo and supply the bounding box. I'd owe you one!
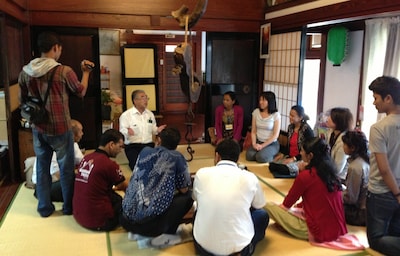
[269,161,298,178]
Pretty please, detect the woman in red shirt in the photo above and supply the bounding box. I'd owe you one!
[265,137,347,242]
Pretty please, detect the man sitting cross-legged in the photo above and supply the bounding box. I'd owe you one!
[120,127,193,248]
[192,139,269,256]
[73,129,128,231]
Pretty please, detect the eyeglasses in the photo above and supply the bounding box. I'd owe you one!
[135,96,150,101]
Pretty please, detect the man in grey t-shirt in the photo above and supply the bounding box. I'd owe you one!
[367,76,400,256]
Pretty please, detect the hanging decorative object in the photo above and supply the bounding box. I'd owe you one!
[171,0,208,161]
[327,26,349,66]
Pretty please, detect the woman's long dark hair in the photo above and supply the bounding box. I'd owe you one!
[342,130,370,164]
[329,107,353,132]
[303,137,342,192]
[260,91,278,114]
[291,105,310,123]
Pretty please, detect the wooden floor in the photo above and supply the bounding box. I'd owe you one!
[0,180,19,221]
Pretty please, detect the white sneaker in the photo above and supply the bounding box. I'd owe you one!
[128,232,152,241]
[128,232,139,241]
[150,234,182,248]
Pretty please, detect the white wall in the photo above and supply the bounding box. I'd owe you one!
[323,30,364,121]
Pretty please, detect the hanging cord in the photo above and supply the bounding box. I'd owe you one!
[184,15,189,44]
[184,15,195,121]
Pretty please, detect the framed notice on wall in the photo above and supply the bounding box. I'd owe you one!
[123,48,155,78]
[121,44,159,113]
[260,23,271,59]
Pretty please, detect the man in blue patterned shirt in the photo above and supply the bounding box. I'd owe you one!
[120,127,193,247]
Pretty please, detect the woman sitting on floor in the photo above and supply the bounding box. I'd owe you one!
[342,130,370,226]
[246,91,281,163]
[270,105,314,177]
[265,137,347,243]
[213,91,244,146]
[325,107,354,182]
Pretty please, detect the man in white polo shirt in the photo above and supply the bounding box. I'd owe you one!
[192,139,269,255]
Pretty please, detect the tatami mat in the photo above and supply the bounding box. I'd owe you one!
[0,186,109,256]
[0,143,381,255]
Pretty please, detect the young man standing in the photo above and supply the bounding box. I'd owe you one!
[367,76,400,256]
[18,31,94,217]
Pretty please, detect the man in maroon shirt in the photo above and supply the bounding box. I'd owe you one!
[73,129,128,231]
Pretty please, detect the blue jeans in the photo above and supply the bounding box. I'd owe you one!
[33,129,75,217]
[366,191,400,256]
[246,140,279,163]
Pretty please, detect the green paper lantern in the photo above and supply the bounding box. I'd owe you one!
[327,26,349,66]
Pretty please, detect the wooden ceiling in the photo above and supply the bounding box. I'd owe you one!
[26,0,266,33]
[2,0,400,34]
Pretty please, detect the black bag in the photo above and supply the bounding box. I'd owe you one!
[269,162,298,178]
[20,67,57,124]
[20,97,49,124]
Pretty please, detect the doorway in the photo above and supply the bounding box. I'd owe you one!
[205,32,259,142]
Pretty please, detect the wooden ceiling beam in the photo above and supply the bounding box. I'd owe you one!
[28,11,261,32]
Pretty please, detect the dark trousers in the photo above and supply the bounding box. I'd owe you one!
[194,239,254,256]
[34,180,64,202]
[124,142,155,170]
[89,191,122,232]
[120,191,193,237]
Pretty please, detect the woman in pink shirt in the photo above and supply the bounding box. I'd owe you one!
[214,91,244,146]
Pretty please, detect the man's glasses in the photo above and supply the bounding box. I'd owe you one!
[135,96,150,101]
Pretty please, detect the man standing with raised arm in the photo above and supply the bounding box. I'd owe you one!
[18,31,94,217]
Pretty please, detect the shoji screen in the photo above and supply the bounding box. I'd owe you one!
[263,31,302,131]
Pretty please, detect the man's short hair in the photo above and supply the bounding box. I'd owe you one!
[99,129,124,146]
[131,90,145,105]
[37,31,62,53]
[369,76,400,105]
[215,139,240,162]
[159,127,181,150]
